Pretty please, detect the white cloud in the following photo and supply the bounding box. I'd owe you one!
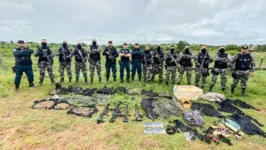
[0,0,36,12]
[0,26,12,32]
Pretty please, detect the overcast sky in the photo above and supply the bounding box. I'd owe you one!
[1,0,266,45]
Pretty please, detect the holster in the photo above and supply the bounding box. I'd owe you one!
[12,66,17,73]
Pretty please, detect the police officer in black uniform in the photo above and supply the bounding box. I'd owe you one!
[230,45,256,96]
[119,43,131,83]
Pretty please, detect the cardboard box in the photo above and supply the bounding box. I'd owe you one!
[173,85,203,100]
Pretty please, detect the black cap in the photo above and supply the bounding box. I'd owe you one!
[242,45,248,49]
[135,43,139,45]
[108,41,112,44]
[123,42,127,45]
[17,40,24,44]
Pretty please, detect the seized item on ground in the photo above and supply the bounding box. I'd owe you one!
[180,98,191,109]
[183,110,204,126]
[128,88,141,95]
[109,102,122,123]
[152,97,184,119]
[114,87,127,93]
[53,101,71,110]
[218,100,244,115]
[224,99,260,111]
[67,106,98,118]
[96,86,114,95]
[192,102,224,118]
[143,122,163,128]
[173,85,203,100]
[97,103,110,124]
[135,104,143,121]
[141,89,158,97]
[144,128,166,134]
[199,92,226,102]
[123,104,129,122]
[158,92,172,99]
[32,100,56,109]
[141,98,158,121]
[63,94,111,106]
[68,86,83,94]
[82,88,97,96]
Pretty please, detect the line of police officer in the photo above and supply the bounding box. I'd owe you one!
[13,40,255,96]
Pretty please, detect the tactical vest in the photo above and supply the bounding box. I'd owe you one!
[235,53,252,71]
[38,47,53,62]
[214,52,228,69]
[74,48,87,62]
[58,47,72,63]
[153,50,164,64]
[179,52,193,67]
[90,45,100,61]
[197,52,210,68]
[143,51,153,65]
[166,53,178,66]
[120,49,130,62]
[132,48,142,62]
[14,48,33,66]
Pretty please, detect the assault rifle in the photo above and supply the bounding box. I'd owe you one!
[75,46,86,64]
[109,102,122,123]
[37,45,52,64]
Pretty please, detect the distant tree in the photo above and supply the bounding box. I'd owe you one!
[177,41,188,53]
[10,40,14,44]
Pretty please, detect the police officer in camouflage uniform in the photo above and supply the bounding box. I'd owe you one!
[178,45,194,85]
[57,40,73,83]
[142,45,154,83]
[89,39,101,83]
[119,43,131,83]
[165,45,179,85]
[152,45,164,83]
[230,45,256,96]
[35,39,55,86]
[73,43,88,84]
[209,46,230,92]
[13,40,34,92]
[102,41,119,82]
[131,43,143,82]
[195,45,213,89]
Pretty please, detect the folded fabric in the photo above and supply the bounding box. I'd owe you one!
[199,92,226,102]
[217,100,244,115]
[183,110,204,126]
[226,99,260,111]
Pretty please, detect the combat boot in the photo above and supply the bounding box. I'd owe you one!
[209,86,213,92]
[188,82,191,85]
[159,80,162,84]
[201,85,205,90]
[222,88,225,92]
[99,77,101,83]
[60,78,64,83]
[14,85,19,92]
[51,78,55,84]
[29,82,34,88]
[91,78,93,84]
[120,80,123,83]
[177,82,181,85]
[69,78,72,84]
[166,82,169,86]
[241,88,246,96]
[76,78,79,82]
[114,78,116,82]
[106,78,109,82]
[127,79,130,83]
[231,87,235,96]
[84,78,88,84]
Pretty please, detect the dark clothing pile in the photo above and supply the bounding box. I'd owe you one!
[217,100,244,115]
[96,86,114,95]
[166,119,211,144]
[230,114,266,137]
[82,88,97,96]
[192,103,224,118]
[114,87,127,93]
[228,99,260,111]
[141,98,158,120]
[141,90,158,97]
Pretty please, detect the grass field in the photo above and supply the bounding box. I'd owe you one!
[0,47,266,150]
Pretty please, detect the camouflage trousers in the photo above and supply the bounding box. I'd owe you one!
[210,68,227,88]
[178,66,192,84]
[59,62,72,79]
[152,64,163,82]
[231,70,250,89]
[166,66,177,84]
[143,64,153,82]
[90,61,101,79]
[38,61,54,83]
[75,62,87,80]
[195,67,209,87]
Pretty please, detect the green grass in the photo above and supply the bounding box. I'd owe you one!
[1,47,266,150]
